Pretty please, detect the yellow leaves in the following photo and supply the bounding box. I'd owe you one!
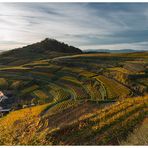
[61,76,81,85]
[0,103,49,127]
[33,90,49,99]
[79,113,94,121]
[10,80,21,88]
[108,67,133,74]
[80,70,96,78]
[0,78,8,86]
[79,122,87,129]
[92,122,105,131]
[95,75,131,99]
[21,85,39,95]
[45,100,78,116]
[0,66,30,70]
[0,103,50,145]
[0,95,147,145]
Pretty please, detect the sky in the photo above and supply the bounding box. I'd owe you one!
[0,3,148,51]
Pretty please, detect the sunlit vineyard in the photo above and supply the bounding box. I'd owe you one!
[10,80,22,89]
[47,95,148,145]
[53,89,70,102]
[44,99,80,116]
[95,75,131,99]
[33,90,49,99]
[0,95,147,145]
[0,51,147,145]
[0,78,8,87]
[61,76,82,85]
[21,85,39,95]
[108,67,133,74]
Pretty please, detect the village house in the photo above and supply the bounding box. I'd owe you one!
[0,91,8,102]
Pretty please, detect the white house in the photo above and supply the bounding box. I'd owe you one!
[0,91,4,97]
[0,91,8,102]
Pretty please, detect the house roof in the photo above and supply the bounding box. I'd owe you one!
[0,91,4,97]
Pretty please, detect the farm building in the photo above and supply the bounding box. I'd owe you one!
[0,91,8,102]
[0,91,4,97]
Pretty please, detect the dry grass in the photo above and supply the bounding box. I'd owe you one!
[33,90,49,99]
[120,118,148,145]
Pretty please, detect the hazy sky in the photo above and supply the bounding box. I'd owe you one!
[1,3,148,51]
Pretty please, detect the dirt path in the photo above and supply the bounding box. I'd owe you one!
[120,118,148,145]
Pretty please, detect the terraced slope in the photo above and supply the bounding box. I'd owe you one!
[1,60,131,109]
[0,51,147,145]
[0,95,147,145]
[46,95,148,145]
[95,75,131,99]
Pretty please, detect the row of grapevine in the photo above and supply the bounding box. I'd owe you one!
[84,81,102,101]
[58,79,88,100]
[53,89,71,102]
[47,96,148,145]
[45,99,79,116]
[47,82,71,102]
[0,78,8,87]
[21,85,39,95]
[79,70,96,78]
[108,67,133,74]
[33,90,49,99]
[95,75,131,99]
[61,76,82,85]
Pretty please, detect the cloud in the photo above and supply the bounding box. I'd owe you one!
[0,3,148,51]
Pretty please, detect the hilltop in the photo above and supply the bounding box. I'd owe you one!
[0,38,82,65]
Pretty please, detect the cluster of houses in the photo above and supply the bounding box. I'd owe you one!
[0,91,11,117]
[0,91,8,102]
[0,90,37,117]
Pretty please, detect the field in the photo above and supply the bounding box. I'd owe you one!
[0,51,148,145]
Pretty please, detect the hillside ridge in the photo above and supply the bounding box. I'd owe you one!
[0,38,82,65]
[2,38,82,56]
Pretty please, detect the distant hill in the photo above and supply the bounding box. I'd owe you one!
[0,38,82,65]
[84,49,147,53]
[2,38,82,56]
